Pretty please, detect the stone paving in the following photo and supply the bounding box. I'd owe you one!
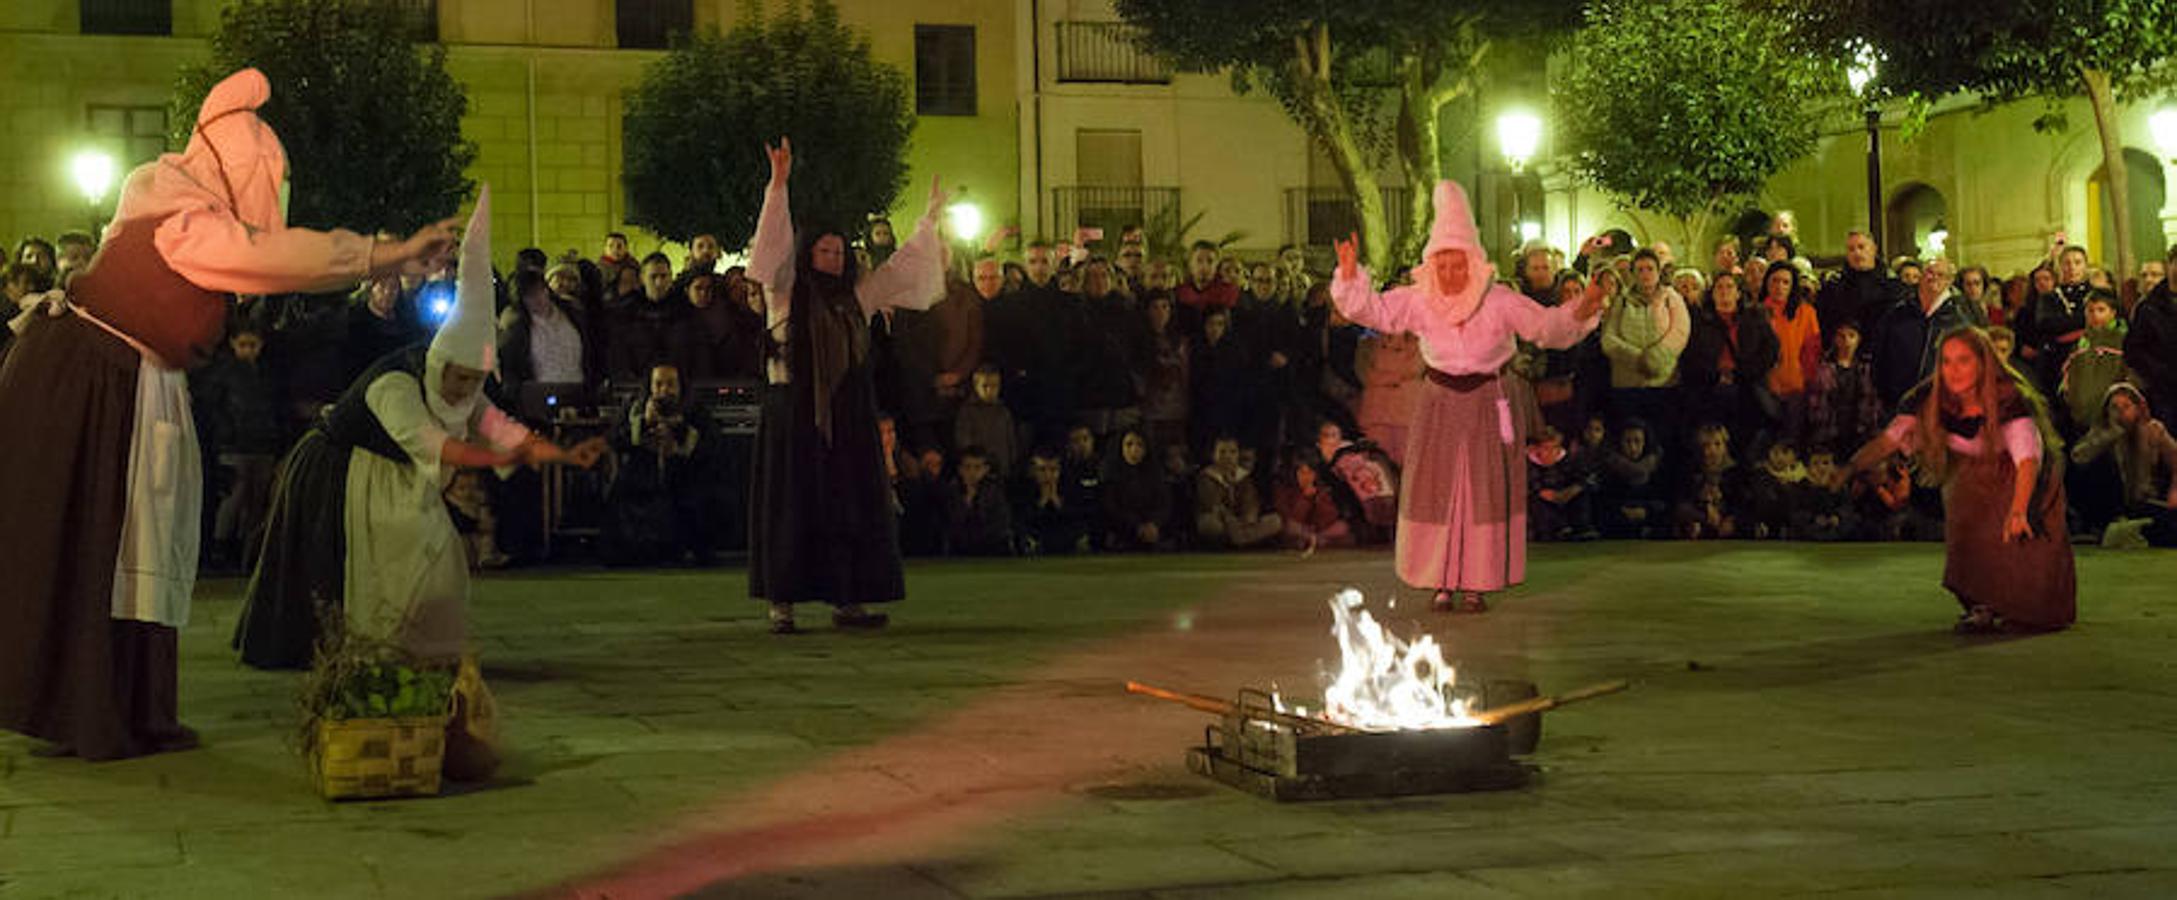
[4,543,2176,898]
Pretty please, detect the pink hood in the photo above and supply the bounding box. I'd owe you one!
[147,68,288,232]
[1411,180,1494,324]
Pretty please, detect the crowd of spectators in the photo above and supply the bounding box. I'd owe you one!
[8,210,2175,570]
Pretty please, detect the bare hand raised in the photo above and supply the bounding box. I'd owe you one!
[924,175,946,222]
[376,216,462,279]
[766,137,793,186]
[1333,232,1360,281]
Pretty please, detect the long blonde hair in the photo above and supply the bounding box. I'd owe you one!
[1912,326,2058,484]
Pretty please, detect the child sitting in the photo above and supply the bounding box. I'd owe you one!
[954,364,1021,478]
[1017,447,1092,555]
[1195,435,1283,549]
[1529,425,1598,541]
[942,446,1014,555]
[1743,440,1808,539]
[1101,430,1173,551]
[1988,326,2020,370]
[1673,423,1742,540]
[1162,443,1198,546]
[1063,424,1103,511]
[2071,383,2177,548]
[1792,447,1857,542]
[1599,419,1667,538]
[1316,420,1400,542]
[1273,450,1355,552]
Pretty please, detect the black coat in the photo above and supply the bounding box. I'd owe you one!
[2125,283,2177,420]
[1815,268,1905,349]
[1680,306,1780,390]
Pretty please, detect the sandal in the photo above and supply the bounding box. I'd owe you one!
[1461,592,1490,614]
[769,618,801,635]
[1431,591,1459,613]
[1953,605,1999,635]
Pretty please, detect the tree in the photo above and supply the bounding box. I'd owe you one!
[1554,0,1844,251]
[1768,0,2177,275]
[174,0,475,234]
[622,0,913,247]
[1114,0,1582,270]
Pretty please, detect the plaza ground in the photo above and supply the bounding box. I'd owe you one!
[4,542,2176,898]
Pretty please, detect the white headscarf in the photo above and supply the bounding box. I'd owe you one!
[1412,180,1496,326]
[424,184,495,431]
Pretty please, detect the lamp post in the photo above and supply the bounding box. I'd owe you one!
[1845,45,1883,254]
[70,149,118,236]
[1496,110,1542,250]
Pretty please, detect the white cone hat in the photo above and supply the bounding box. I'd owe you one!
[431,183,496,371]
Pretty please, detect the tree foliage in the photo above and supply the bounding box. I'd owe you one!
[174,0,475,234]
[1556,0,1844,245]
[1766,0,2177,271]
[1114,0,1581,268]
[622,0,913,246]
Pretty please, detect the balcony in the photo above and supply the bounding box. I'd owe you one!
[1284,186,1417,249]
[1052,186,1181,241]
[1055,22,1173,84]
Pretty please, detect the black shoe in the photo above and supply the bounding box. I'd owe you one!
[770,618,800,635]
[833,610,890,630]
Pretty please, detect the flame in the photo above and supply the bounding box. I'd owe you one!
[1319,589,1475,730]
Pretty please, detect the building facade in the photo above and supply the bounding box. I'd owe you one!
[5,0,2173,279]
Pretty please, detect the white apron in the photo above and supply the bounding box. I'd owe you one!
[343,446,469,663]
[93,309,202,629]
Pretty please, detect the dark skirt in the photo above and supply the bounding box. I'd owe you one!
[1397,370,1525,592]
[748,370,904,606]
[1943,453,2076,630]
[233,429,352,669]
[0,313,187,760]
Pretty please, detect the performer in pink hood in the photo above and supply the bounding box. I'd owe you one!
[0,69,457,760]
[1330,181,1607,613]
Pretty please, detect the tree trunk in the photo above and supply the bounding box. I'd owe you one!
[1395,59,1444,264]
[2080,66,2134,278]
[1292,24,1390,271]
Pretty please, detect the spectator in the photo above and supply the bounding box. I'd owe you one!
[194,322,287,568]
[2018,246,2091,392]
[1868,259,1973,411]
[1959,265,2004,326]
[942,445,1014,555]
[2134,259,2167,316]
[1,261,44,356]
[13,236,56,284]
[1807,322,1884,455]
[1529,425,1598,542]
[1599,419,1667,538]
[954,364,1022,477]
[896,442,948,558]
[601,364,722,566]
[1315,420,1399,542]
[1680,272,1780,452]
[1758,260,1823,441]
[1673,422,1742,540]
[1743,440,1808,539]
[1115,243,1148,292]
[1354,327,1426,464]
[2070,383,2177,548]
[497,268,597,397]
[1601,249,1691,435]
[1101,429,1172,551]
[54,231,95,287]
[1194,435,1282,549]
[607,252,692,384]
[2057,290,2129,434]
[985,241,1075,445]
[681,269,766,382]
[2124,244,2177,424]
[1791,448,1857,541]
[1892,258,1923,288]
[1190,307,1254,455]
[1274,450,1355,551]
[1017,448,1092,555]
[515,246,550,276]
[1062,424,1103,510]
[1139,291,1192,455]
[1161,443,1198,544]
[1675,477,1740,541]
[1814,230,1902,348]
[1989,325,2019,365]
[1073,258,1145,437]
[683,233,723,278]
[599,230,634,274]
[1175,240,1239,336]
[1671,269,1707,311]
[1712,236,1742,280]
[863,219,895,267]
[345,274,428,385]
[1516,245,1558,302]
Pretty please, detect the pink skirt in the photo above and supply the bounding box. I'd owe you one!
[1396,370,1524,592]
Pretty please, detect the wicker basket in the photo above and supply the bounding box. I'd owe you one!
[312,715,451,800]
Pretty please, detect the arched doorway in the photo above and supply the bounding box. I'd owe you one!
[2088,148,2167,272]
[1885,183,1948,261]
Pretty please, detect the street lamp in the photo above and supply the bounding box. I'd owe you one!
[2150,107,2177,160]
[947,200,985,244]
[70,148,117,233]
[1846,43,1884,253]
[1496,110,1543,247]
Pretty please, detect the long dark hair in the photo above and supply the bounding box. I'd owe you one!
[1759,262,1810,319]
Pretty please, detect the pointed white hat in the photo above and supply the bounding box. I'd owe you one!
[431,184,496,371]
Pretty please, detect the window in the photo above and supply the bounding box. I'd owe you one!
[80,0,170,36]
[616,0,692,50]
[915,25,976,117]
[394,0,439,43]
[87,105,168,168]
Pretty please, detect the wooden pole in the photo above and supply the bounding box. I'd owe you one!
[1467,680,1629,727]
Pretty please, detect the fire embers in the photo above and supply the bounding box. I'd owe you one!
[1317,589,1477,731]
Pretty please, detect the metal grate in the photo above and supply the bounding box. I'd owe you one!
[615,0,692,50]
[1283,186,1417,249]
[1055,22,1173,84]
[1052,186,1180,243]
[79,0,170,36]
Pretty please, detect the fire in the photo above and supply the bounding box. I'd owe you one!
[1317,589,1475,730]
